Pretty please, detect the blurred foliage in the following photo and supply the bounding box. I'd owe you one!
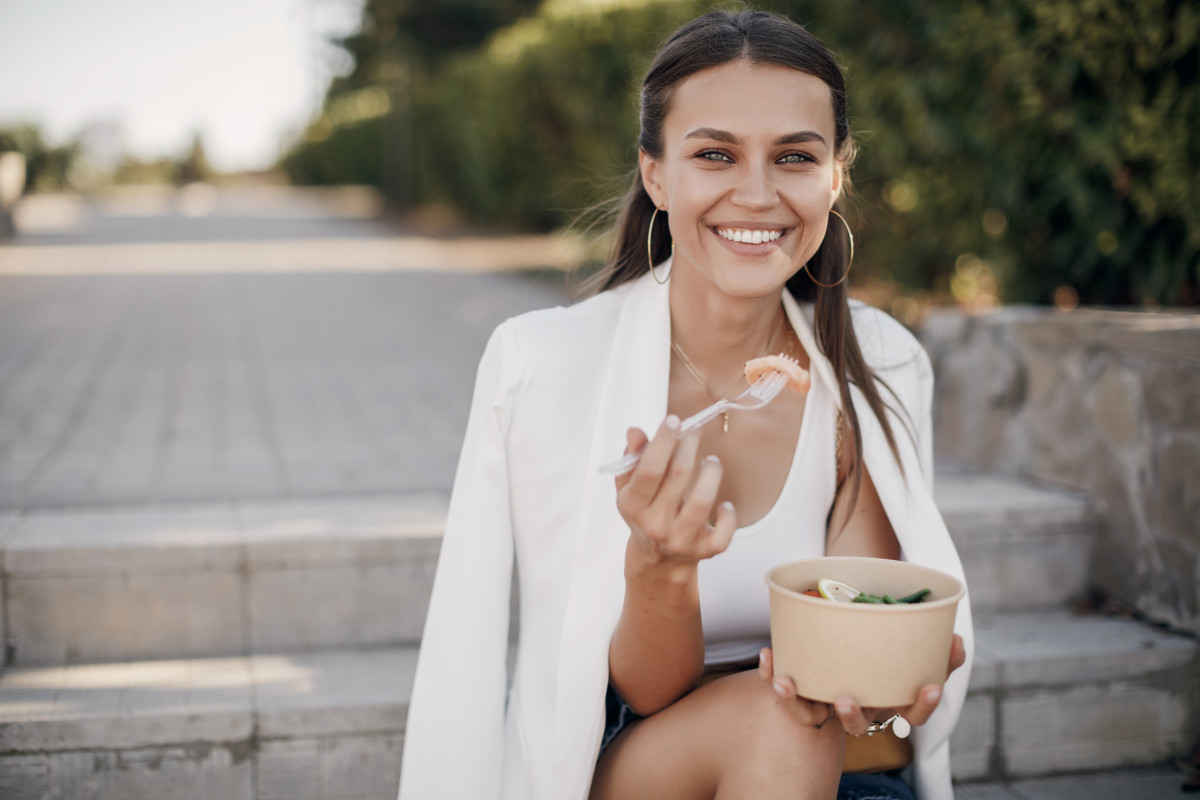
[1,124,217,190]
[176,133,211,184]
[330,0,543,93]
[0,125,79,192]
[283,0,1199,305]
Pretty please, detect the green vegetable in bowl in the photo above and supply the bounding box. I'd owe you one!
[851,588,931,605]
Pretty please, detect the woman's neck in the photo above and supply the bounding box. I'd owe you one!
[667,274,788,389]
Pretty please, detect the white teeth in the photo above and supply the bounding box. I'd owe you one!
[718,228,783,244]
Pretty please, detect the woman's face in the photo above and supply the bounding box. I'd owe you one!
[640,60,843,300]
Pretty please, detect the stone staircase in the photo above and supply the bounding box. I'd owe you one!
[0,472,1196,799]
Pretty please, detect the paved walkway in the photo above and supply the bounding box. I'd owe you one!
[0,187,570,511]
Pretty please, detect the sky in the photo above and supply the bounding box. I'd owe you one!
[0,0,362,172]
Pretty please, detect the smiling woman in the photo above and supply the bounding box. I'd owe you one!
[397,10,972,800]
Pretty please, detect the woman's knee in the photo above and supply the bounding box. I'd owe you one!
[592,673,842,799]
[701,672,844,799]
[731,672,842,757]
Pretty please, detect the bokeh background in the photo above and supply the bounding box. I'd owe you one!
[3,0,1198,311]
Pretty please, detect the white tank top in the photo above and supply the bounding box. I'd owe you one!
[698,374,838,666]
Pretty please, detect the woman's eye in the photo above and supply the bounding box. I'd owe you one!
[778,152,813,164]
[698,150,734,163]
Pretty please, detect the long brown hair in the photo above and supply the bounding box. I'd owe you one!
[586,10,906,497]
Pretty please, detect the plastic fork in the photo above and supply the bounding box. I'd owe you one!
[598,370,790,476]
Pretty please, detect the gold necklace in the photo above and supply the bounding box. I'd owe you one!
[671,317,796,433]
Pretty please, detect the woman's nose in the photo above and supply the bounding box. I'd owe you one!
[730,164,778,210]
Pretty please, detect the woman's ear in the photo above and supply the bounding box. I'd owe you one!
[830,159,845,206]
[639,150,666,209]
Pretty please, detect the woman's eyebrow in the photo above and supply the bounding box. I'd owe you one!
[775,131,827,147]
[684,127,827,147]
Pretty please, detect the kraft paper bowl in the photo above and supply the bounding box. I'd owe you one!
[766,556,965,708]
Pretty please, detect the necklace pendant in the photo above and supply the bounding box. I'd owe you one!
[722,411,730,433]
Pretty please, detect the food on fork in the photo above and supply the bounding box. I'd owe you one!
[744,353,810,395]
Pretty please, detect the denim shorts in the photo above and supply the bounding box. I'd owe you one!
[600,684,915,800]
[600,683,645,755]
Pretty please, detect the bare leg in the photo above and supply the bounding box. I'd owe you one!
[590,671,845,800]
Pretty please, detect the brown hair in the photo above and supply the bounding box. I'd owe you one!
[586,10,906,501]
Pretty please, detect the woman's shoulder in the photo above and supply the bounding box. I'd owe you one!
[847,300,928,373]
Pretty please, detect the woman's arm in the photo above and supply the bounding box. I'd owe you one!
[398,326,517,800]
[607,419,737,715]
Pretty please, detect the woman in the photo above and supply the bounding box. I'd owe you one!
[398,10,972,800]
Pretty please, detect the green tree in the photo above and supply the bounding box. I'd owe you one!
[0,124,79,192]
[176,132,211,184]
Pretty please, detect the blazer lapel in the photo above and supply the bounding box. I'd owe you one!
[553,271,671,797]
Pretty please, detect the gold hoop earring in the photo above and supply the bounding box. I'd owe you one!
[647,206,674,284]
[804,209,854,288]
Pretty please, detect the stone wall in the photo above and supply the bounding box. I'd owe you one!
[917,306,1200,636]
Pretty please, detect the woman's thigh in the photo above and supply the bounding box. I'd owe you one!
[589,671,844,800]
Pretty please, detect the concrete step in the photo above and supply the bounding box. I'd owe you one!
[0,612,1194,798]
[934,471,1093,614]
[0,496,446,666]
[0,472,1094,667]
[0,647,416,800]
[951,610,1199,782]
[956,765,1189,800]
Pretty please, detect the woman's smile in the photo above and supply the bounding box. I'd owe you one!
[711,224,791,255]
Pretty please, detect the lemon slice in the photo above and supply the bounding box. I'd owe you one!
[817,578,861,603]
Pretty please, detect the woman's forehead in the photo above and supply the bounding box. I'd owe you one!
[663,61,836,146]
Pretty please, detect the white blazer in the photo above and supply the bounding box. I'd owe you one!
[398,269,974,800]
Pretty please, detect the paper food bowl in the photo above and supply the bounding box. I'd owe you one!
[766,556,965,708]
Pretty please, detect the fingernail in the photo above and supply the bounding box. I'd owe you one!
[720,501,734,512]
[705,455,720,464]
[836,701,853,715]
[925,686,941,703]
[773,680,789,698]
[665,415,680,430]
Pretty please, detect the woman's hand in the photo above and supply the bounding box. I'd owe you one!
[615,416,737,570]
[758,634,967,734]
[756,647,839,729]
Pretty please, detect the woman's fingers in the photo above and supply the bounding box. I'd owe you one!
[833,695,872,736]
[706,499,738,556]
[947,634,966,677]
[613,427,649,491]
[758,647,773,680]
[855,636,959,732]
[616,416,681,507]
[674,455,736,557]
[785,635,965,739]
[649,427,702,512]
[760,648,836,728]
[771,673,798,699]
[898,684,942,727]
[614,417,735,561]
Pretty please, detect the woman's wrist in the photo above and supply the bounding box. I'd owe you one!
[624,537,700,588]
